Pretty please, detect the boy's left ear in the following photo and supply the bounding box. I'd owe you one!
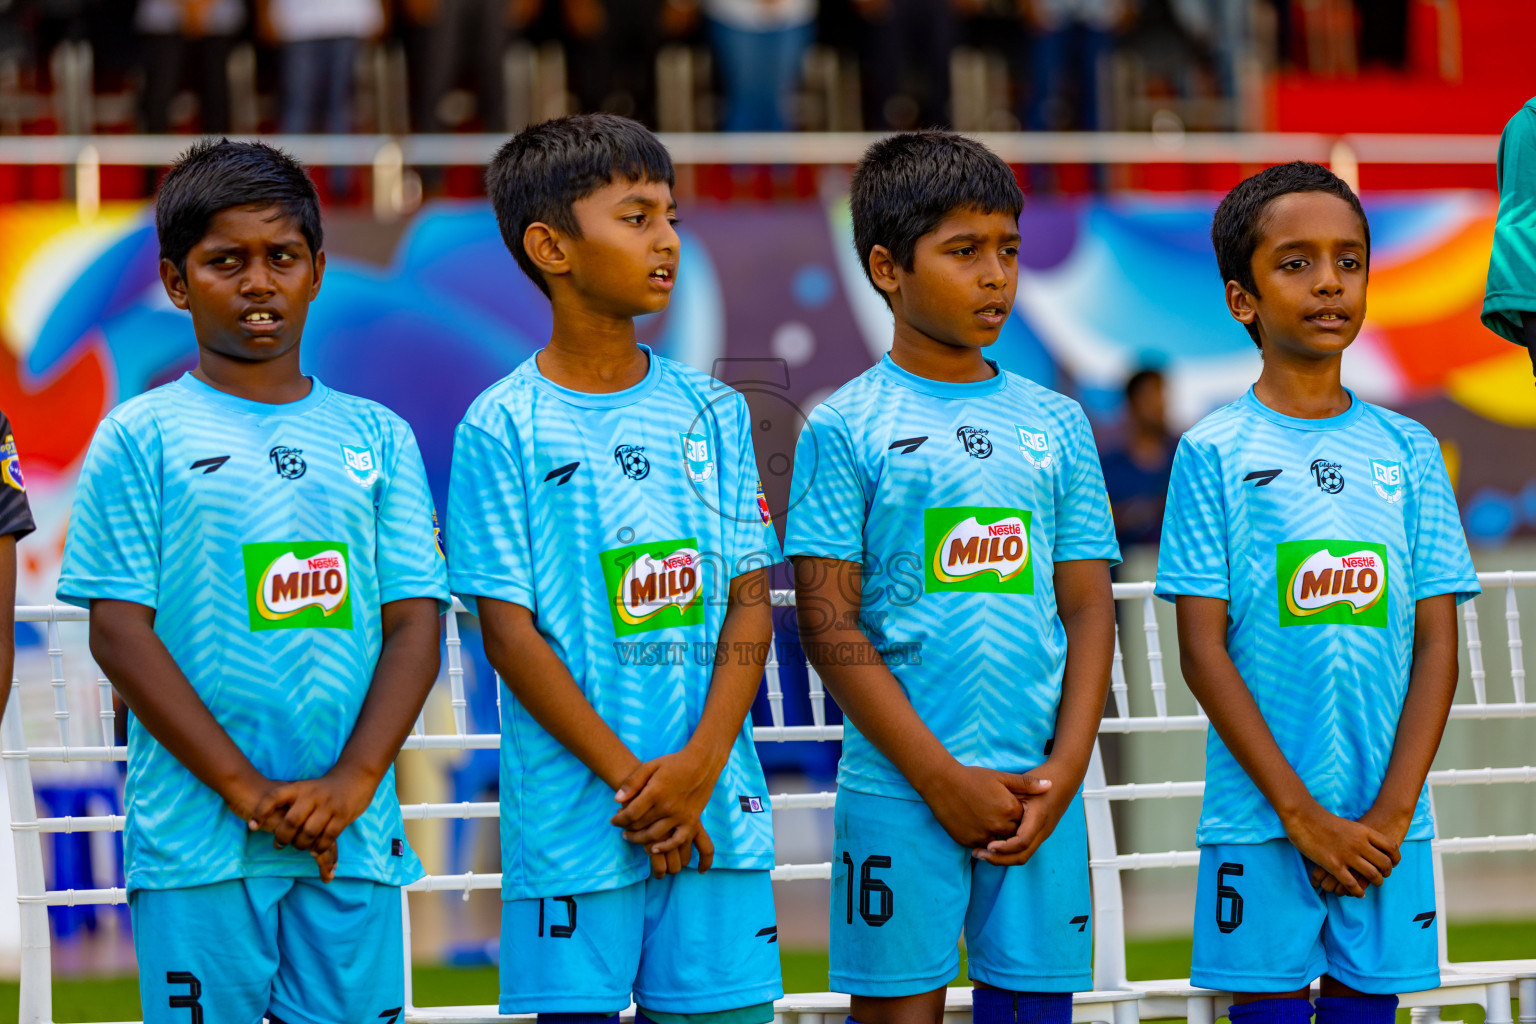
[310,249,326,299]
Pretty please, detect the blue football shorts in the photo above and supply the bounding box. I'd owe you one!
[829,786,1093,997]
[1191,838,1439,994]
[499,868,783,1014]
[131,876,403,1024]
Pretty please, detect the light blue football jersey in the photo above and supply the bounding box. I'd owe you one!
[446,347,781,901]
[57,374,448,891]
[1156,388,1480,845]
[781,355,1121,801]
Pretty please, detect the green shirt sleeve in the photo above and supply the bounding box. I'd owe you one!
[1483,97,1536,346]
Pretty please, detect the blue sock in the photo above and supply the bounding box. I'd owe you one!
[1314,995,1398,1024]
[1229,998,1315,1024]
[847,1018,872,1024]
[538,1015,619,1024]
[972,988,1073,1024]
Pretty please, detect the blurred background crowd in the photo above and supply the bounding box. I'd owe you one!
[0,0,1445,141]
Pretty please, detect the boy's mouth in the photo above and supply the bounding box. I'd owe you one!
[1304,307,1349,328]
[239,308,283,333]
[975,303,1009,327]
[648,264,676,290]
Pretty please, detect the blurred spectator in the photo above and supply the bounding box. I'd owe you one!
[256,0,384,133]
[705,0,816,130]
[135,0,244,133]
[1020,0,1135,131]
[854,0,959,129]
[1100,368,1174,549]
[406,0,533,132]
[561,0,671,125]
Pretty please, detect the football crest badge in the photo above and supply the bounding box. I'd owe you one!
[1370,458,1404,503]
[341,444,379,486]
[1016,426,1053,469]
[680,432,715,483]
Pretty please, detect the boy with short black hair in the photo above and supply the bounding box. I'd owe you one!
[58,138,448,1024]
[784,130,1119,1024]
[448,113,783,1022]
[1158,161,1478,1023]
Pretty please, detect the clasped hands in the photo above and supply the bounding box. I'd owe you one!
[611,747,723,879]
[228,767,381,883]
[922,762,1067,866]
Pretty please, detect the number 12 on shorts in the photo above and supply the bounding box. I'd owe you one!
[842,853,894,927]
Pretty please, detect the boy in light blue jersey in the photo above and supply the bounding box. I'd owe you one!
[446,115,782,1022]
[57,140,448,1024]
[1158,162,1478,1024]
[783,131,1119,1024]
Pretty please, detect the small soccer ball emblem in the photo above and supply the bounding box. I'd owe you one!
[1310,458,1344,494]
[269,445,308,480]
[956,425,993,460]
[613,444,650,481]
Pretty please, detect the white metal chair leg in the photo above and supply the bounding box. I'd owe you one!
[1187,995,1216,1024]
[1411,1006,1446,1024]
[1518,979,1536,1024]
[1487,982,1514,1024]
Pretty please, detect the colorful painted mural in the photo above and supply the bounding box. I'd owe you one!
[0,190,1531,612]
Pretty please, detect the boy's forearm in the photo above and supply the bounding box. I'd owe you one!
[1175,595,1320,823]
[685,570,773,772]
[1049,560,1115,783]
[1370,594,1459,822]
[478,597,641,789]
[331,597,443,786]
[89,599,267,812]
[793,557,960,796]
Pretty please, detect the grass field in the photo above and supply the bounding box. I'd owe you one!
[3,921,1530,1023]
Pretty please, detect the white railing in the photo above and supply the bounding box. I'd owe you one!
[0,130,1501,222]
[2,572,1532,1024]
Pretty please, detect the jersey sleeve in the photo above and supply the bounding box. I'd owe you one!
[1155,436,1230,602]
[1409,440,1480,604]
[1483,100,1536,346]
[376,426,451,611]
[720,394,782,578]
[446,418,535,614]
[0,412,36,541]
[781,402,865,564]
[57,418,161,609]
[1052,406,1121,563]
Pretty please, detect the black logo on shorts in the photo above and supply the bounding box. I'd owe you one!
[1311,459,1344,494]
[1070,914,1089,932]
[956,426,993,459]
[1413,910,1436,929]
[269,446,307,480]
[755,925,779,943]
[614,444,650,480]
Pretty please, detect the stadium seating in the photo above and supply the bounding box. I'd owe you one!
[1,574,1531,1024]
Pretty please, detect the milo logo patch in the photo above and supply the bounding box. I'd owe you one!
[1277,540,1388,628]
[600,538,707,635]
[923,507,1033,595]
[242,541,354,631]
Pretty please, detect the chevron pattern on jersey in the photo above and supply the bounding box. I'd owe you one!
[447,348,780,901]
[783,356,1121,801]
[58,374,449,891]
[1156,388,1480,845]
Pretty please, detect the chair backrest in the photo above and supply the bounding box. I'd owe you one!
[2,573,1532,1023]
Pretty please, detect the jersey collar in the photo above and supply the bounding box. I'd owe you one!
[1242,385,1363,431]
[177,372,329,417]
[527,344,662,409]
[876,353,1006,399]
